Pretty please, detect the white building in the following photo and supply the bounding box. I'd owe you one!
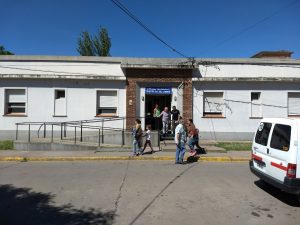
[0,51,300,141]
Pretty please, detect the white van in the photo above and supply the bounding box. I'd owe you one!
[249,118,300,199]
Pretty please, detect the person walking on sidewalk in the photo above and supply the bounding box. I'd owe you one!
[159,107,171,136]
[132,119,143,156]
[187,119,201,156]
[142,124,154,154]
[175,117,187,164]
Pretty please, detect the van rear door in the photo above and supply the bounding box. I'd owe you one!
[268,121,296,182]
[252,122,272,173]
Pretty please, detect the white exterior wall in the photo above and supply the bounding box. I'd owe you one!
[193,62,300,140]
[0,79,126,129]
[0,61,124,77]
[198,63,299,78]
[0,59,126,139]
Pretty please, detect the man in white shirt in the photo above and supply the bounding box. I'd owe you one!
[174,116,186,164]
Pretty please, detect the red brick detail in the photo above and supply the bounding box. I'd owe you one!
[125,69,193,129]
[182,79,193,120]
[126,79,137,129]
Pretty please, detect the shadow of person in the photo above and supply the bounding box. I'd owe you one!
[254,180,300,207]
[186,156,200,164]
[0,184,115,225]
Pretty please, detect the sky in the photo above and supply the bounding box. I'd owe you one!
[1,0,300,59]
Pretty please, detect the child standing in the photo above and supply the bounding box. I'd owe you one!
[142,125,154,154]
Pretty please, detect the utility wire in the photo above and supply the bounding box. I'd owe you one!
[110,0,190,59]
[202,0,300,54]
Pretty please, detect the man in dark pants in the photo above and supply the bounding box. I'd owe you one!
[171,106,180,134]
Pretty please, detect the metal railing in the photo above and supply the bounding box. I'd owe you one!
[15,116,162,149]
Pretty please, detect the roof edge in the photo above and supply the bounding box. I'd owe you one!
[0,55,299,65]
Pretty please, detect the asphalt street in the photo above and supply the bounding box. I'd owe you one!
[0,161,299,225]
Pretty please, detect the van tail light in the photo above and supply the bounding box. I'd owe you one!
[287,163,297,179]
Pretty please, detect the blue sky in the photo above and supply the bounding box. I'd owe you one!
[1,0,299,58]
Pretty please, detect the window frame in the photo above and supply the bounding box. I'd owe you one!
[53,89,67,117]
[202,91,225,118]
[250,91,262,119]
[287,92,300,117]
[3,88,27,117]
[96,89,119,117]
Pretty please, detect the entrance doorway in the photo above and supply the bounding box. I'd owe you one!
[145,94,172,130]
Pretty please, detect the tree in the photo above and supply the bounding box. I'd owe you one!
[94,28,111,56]
[77,27,111,56]
[0,45,14,55]
[77,31,94,56]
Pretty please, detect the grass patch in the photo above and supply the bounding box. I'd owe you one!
[215,142,252,151]
[0,140,14,150]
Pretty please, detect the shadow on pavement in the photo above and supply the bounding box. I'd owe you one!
[254,180,300,207]
[185,147,207,164]
[186,156,200,164]
[0,184,115,225]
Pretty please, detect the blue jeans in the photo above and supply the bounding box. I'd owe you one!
[162,121,169,134]
[175,143,185,163]
[133,140,142,155]
[188,136,199,150]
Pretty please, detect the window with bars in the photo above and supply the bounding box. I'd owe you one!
[5,89,26,115]
[203,92,223,117]
[97,90,118,116]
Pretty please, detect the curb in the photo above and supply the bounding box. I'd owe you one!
[0,156,250,162]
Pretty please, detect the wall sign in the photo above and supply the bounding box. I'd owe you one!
[145,87,172,95]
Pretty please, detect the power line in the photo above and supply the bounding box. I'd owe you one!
[110,0,190,59]
[202,0,300,54]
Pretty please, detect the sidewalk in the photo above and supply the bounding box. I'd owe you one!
[0,149,251,162]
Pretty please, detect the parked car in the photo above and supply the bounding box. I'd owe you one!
[249,118,300,202]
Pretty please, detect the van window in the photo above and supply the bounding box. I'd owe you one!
[255,122,272,146]
[270,124,291,151]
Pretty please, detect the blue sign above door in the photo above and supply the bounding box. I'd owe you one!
[145,87,172,95]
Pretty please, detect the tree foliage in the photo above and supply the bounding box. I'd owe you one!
[77,32,94,56]
[77,27,111,56]
[0,45,14,55]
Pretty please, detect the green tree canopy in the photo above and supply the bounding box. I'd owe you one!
[0,45,14,55]
[77,27,111,56]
